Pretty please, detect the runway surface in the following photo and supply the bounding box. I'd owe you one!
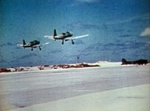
[0,65,149,110]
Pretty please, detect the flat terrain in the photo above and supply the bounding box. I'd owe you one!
[0,65,149,111]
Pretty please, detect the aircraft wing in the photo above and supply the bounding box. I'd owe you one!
[17,42,50,47]
[44,35,54,40]
[41,42,50,46]
[65,34,89,40]
[17,44,23,47]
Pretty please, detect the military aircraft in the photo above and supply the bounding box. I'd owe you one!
[121,58,148,65]
[44,29,89,45]
[17,39,43,51]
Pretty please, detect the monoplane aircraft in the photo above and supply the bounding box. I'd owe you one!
[44,29,89,45]
[17,39,49,51]
[121,58,148,65]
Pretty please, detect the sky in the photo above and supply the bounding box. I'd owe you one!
[0,0,150,68]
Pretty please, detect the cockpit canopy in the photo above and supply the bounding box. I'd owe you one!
[30,40,40,45]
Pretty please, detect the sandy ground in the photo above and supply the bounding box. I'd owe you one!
[7,84,149,111]
[0,63,149,111]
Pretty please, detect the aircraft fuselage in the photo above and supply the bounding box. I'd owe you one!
[54,33,73,40]
[22,40,41,51]
[121,58,148,65]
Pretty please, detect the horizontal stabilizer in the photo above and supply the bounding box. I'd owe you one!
[44,35,54,40]
[17,44,23,47]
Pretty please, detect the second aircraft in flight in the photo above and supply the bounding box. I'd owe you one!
[44,29,89,45]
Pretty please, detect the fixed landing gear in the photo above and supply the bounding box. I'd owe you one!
[61,39,74,45]
[39,46,41,50]
[62,40,64,45]
[71,40,74,45]
[30,46,41,51]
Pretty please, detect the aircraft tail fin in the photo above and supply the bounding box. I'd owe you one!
[122,58,127,64]
[53,29,57,39]
[23,39,26,46]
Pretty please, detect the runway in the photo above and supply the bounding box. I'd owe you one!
[0,65,149,111]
